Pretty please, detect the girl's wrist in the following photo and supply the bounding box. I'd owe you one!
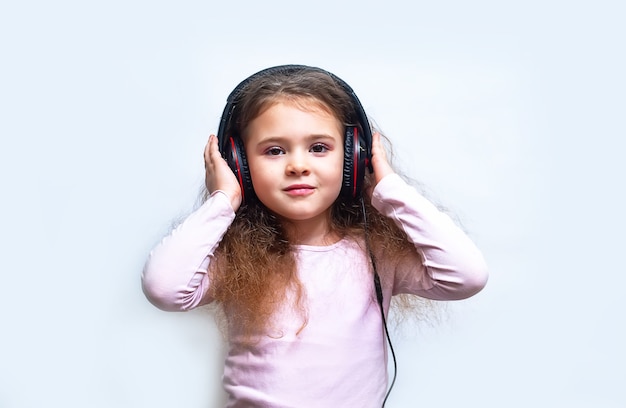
[210,190,240,212]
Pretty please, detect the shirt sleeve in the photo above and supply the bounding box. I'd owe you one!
[371,174,488,300]
[141,191,236,311]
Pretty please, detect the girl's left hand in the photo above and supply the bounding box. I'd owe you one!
[369,132,395,188]
[204,134,242,210]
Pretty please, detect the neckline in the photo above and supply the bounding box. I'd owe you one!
[292,237,347,252]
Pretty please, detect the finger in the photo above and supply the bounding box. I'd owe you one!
[371,132,386,160]
[372,131,381,145]
[371,132,381,150]
[208,134,225,164]
[370,132,394,183]
[206,134,224,165]
[204,135,214,166]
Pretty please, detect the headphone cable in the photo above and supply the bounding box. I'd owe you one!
[361,198,398,407]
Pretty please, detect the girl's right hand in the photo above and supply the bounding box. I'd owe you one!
[204,134,242,211]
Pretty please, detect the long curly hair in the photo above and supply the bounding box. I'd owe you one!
[204,67,422,341]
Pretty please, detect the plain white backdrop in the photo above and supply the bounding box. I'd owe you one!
[1,0,624,407]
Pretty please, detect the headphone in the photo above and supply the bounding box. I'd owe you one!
[216,64,373,204]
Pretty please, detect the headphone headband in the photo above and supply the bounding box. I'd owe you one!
[217,65,372,157]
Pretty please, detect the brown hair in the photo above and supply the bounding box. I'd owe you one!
[206,67,418,341]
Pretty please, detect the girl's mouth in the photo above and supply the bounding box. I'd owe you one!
[284,184,315,196]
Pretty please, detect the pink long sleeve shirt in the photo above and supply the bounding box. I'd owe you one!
[142,174,488,407]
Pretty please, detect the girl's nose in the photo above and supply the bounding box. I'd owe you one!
[285,154,310,176]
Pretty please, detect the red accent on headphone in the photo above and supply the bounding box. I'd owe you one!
[229,137,245,201]
[353,128,359,198]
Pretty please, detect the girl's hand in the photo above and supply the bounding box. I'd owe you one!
[204,134,242,210]
[369,132,395,187]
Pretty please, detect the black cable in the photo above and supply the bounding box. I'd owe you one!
[361,198,398,407]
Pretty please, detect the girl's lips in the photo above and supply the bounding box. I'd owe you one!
[284,184,315,196]
[285,184,314,190]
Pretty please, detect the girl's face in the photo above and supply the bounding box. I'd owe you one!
[244,100,344,234]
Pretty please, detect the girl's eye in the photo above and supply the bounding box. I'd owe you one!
[265,147,284,156]
[310,143,329,153]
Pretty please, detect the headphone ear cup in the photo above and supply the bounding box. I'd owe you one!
[342,127,354,199]
[342,127,366,200]
[224,136,255,204]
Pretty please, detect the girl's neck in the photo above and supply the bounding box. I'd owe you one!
[282,217,340,246]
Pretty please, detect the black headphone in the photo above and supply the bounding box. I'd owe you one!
[216,64,373,205]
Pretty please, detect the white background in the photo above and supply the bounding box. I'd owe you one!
[1,0,624,407]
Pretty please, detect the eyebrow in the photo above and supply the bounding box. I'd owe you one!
[256,134,338,145]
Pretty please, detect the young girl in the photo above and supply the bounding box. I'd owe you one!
[142,65,488,407]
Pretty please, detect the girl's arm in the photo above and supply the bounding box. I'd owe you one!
[141,191,235,311]
[371,174,488,300]
[142,135,241,311]
[368,132,487,300]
